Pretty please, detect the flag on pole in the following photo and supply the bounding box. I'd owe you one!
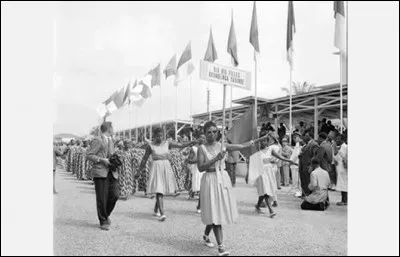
[96,103,107,118]
[113,86,126,109]
[148,63,161,87]
[123,81,132,105]
[227,10,239,67]
[163,55,177,79]
[104,90,118,114]
[334,1,346,53]
[175,41,194,85]
[249,1,260,55]
[286,1,296,69]
[139,76,152,99]
[226,104,258,158]
[204,27,218,63]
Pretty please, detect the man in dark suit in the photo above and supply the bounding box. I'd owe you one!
[315,132,333,187]
[86,121,119,231]
[299,130,319,196]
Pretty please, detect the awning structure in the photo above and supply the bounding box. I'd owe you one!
[115,119,193,142]
[116,83,347,141]
[193,83,348,138]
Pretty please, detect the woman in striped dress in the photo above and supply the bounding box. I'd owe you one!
[137,128,197,222]
[117,140,135,200]
[197,121,267,256]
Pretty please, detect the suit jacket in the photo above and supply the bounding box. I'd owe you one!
[86,135,118,179]
[299,139,319,173]
[315,141,333,173]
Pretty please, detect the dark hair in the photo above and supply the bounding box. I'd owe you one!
[305,129,314,139]
[311,157,320,166]
[327,120,332,125]
[336,133,346,142]
[100,122,112,133]
[203,121,217,133]
[300,121,304,126]
[322,118,327,122]
[319,132,328,140]
[153,127,163,136]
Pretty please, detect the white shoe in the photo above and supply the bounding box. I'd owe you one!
[159,215,166,222]
[203,235,215,248]
[197,209,201,214]
[153,212,161,217]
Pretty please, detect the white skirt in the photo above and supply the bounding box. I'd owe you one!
[200,171,238,225]
[188,163,203,192]
[147,160,177,195]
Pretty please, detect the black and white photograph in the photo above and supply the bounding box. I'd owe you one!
[1,1,399,256]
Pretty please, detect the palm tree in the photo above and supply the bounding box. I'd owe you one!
[281,81,317,96]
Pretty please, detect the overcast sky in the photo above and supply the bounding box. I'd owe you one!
[53,1,344,136]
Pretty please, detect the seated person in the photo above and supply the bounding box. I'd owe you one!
[301,157,331,211]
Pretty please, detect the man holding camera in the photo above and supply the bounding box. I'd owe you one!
[86,121,119,231]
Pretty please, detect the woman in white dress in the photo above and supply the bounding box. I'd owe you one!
[249,131,297,217]
[334,134,348,206]
[187,132,206,213]
[197,121,267,256]
[290,132,303,197]
[137,128,197,222]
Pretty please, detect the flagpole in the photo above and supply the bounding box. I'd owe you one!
[229,86,233,129]
[207,82,211,121]
[289,68,293,145]
[190,75,193,141]
[254,50,258,137]
[222,84,227,150]
[129,103,132,140]
[340,51,343,134]
[175,85,178,141]
[135,106,138,142]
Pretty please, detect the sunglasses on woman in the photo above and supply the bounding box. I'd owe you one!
[207,130,219,135]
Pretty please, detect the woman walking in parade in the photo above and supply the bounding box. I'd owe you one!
[249,131,297,217]
[137,127,198,222]
[197,121,267,256]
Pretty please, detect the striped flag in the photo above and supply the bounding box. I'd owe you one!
[177,42,192,70]
[175,41,194,86]
[286,1,296,69]
[204,27,218,63]
[249,1,260,54]
[163,55,177,79]
[227,10,239,67]
[148,63,161,87]
[334,1,346,53]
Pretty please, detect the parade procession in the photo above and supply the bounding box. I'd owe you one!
[51,1,350,256]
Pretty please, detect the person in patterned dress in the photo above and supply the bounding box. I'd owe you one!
[136,128,197,222]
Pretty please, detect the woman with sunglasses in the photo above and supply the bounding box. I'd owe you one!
[137,127,198,222]
[197,121,267,256]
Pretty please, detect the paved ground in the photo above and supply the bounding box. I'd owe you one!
[54,168,347,256]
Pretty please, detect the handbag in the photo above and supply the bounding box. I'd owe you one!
[109,153,123,172]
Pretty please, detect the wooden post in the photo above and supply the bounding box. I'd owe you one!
[314,96,319,140]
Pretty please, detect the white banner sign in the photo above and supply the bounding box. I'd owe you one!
[199,60,251,90]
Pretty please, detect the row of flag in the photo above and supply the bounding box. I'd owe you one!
[97,1,346,119]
